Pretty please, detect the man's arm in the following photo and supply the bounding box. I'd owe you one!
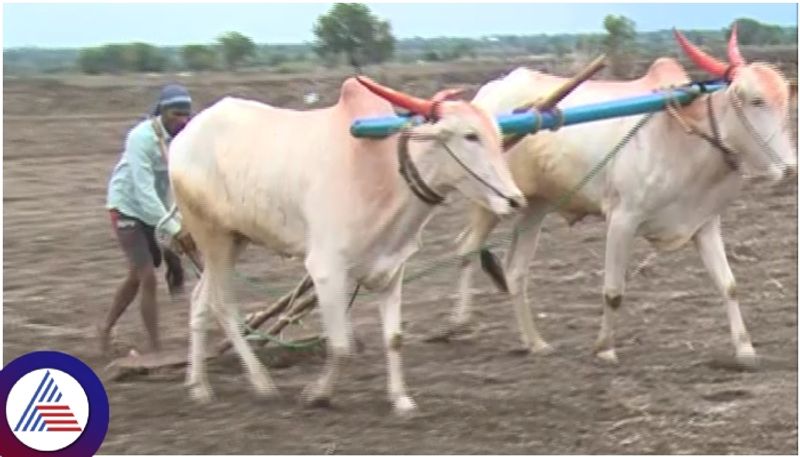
[127,132,181,236]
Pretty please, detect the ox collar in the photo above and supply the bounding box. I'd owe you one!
[666,91,739,171]
[703,95,740,171]
[398,130,446,205]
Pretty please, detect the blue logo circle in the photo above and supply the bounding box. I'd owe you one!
[0,351,109,457]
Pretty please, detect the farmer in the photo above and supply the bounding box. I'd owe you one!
[100,83,197,355]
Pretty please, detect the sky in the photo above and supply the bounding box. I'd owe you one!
[2,2,798,49]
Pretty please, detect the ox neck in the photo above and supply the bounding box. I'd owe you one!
[700,92,740,171]
[397,130,447,205]
[670,91,740,172]
[360,138,450,259]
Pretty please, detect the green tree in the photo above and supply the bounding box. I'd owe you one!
[725,18,784,45]
[182,44,218,71]
[217,31,257,70]
[603,14,637,78]
[127,42,167,72]
[77,43,166,74]
[549,36,570,58]
[312,3,396,68]
[78,48,108,74]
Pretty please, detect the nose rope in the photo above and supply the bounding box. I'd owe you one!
[397,130,519,208]
[664,88,739,170]
[439,141,521,208]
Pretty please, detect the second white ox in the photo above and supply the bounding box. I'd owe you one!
[447,26,796,367]
[167,76,524,414]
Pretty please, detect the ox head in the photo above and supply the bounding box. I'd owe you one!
[674,24,797,181]
[357,76,525,215]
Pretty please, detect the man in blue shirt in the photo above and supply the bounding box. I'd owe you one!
[101,83,196,355]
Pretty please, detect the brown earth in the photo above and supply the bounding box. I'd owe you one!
[4,60,798,454]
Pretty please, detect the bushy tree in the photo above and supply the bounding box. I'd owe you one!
[603,14,637,78]
[127,42,167,72]
[725,18,785,45]
[312,3,396,68]
[77,43,166,74]
[217,31,257,70]
[182,44,218,71]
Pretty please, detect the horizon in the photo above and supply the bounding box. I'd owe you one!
[3,3,798,50]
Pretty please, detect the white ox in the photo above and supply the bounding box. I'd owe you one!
[447,26,797,367]
[167,76,525,414]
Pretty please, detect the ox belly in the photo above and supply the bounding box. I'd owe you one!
[637,177,742,251]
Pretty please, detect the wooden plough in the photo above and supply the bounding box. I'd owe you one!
[106,273,324,381]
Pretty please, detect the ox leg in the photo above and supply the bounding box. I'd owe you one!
[441,206,500,338]
[504,199,552,354]
[376,266,417,415]
[302,260,354,407]
[693,216,757,367]
[207,238,276,398]
[186,273,213,402]
[593,210,637,363]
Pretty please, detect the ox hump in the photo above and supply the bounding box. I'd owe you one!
[338,77,395,115]
[643,57,690,87]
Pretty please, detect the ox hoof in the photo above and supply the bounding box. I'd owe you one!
[423,322,473,343]
[189,384,214,404]
[735,347,759,370]
[595,348,619,364]
[301,385,332,408]
[251,378,278,398]
[507,342,553,356]
[528,341,555,355]
[393,396,418,417]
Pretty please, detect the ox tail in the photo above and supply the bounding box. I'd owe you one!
[455,227,510,294]
[479,248,510,294]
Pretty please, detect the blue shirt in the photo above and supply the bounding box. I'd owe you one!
[106,116,181,236]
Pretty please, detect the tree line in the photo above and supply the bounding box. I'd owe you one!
[4,3,796,76]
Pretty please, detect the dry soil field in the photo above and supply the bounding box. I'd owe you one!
[4,59,798,454]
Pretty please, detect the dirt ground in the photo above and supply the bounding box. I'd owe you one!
[4,60,798,454]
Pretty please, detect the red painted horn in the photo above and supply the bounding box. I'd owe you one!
[727,22,746,67]
[673,28,729,77]
[356,76,435,118]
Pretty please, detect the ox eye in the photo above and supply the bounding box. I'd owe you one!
[465,132,480,142]
[751,98,766,107]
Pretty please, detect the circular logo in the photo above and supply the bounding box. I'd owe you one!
[0,352,109,457]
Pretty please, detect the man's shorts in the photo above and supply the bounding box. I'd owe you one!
[109,209,163,269]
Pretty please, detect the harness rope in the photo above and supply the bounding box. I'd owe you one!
[398,130,521,208]
[663,87,739,170]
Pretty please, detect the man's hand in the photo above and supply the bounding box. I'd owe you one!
[172,229,197,255]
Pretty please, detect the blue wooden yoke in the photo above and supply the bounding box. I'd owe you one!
[350,81,727,139]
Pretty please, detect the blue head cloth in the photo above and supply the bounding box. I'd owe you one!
[151,83,192,116]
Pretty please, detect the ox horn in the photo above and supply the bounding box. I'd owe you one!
[673,27,729,78]
[727,22,746,68]
[355,75,436,118]
[431,87,467,104]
